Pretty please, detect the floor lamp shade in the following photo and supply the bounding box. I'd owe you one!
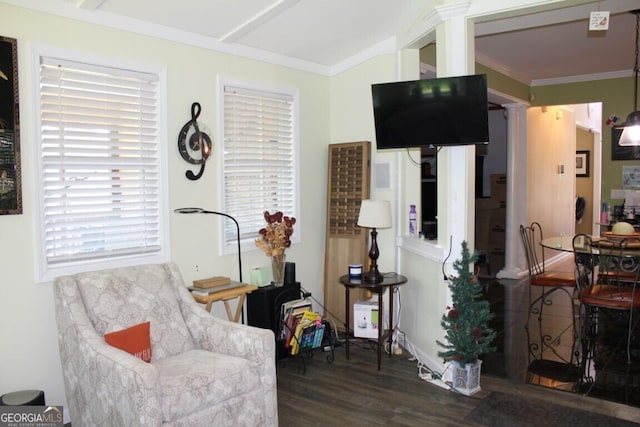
[357,199,391,283]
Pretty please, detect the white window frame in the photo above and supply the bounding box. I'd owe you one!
[32,45,170,282]
[217,77,300,255]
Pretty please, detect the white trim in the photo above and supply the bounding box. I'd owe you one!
[476,51,531,85]
[397,235,448,264]
[216,75,301,256]
[531,69,634,87]
[31,43,170,283]
[329,37,397,76]
[7,0,330,76]
[7,0,639,81]
[220,0,302,43]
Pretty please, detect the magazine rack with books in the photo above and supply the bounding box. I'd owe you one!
[276,295,335,374]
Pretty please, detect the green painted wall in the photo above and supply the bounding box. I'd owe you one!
[420,44,529,102]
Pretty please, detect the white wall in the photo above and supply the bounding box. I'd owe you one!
[526,105,577,239]
[0,3,329,417]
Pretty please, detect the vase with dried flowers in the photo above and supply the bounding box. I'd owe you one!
[255,210,296,286]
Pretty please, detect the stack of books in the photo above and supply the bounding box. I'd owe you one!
[280,299,325,355]
[290,311,325,355]
[188,276,242,296]
[280,298,311,342]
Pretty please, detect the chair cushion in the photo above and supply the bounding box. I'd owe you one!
[154,349,262,423]
[580,285,640,309]
[104,321,152,362]
[531,271,574,287]
[75,264,195,361]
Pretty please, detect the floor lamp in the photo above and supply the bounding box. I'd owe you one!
[174,207,243,284]
[357,199,392,283]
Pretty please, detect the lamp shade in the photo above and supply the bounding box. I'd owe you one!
[617,111,640,146]
[616,9,640,146]
[357,199,392,229]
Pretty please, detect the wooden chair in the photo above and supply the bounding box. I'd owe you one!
[520,223,581,389]
[573,234,640,402]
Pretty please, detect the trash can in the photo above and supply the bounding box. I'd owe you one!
[0,390,45,406]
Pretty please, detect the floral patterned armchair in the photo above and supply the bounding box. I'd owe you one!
[53,263,277,426]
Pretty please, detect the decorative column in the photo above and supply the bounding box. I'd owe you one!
[497,103,528,279]
[435,4,475,254]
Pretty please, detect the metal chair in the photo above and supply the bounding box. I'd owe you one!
[573,234,640,402]
[520,222,581,389]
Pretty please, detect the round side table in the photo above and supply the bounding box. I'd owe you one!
[339,273,407,370]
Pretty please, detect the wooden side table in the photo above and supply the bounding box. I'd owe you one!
[339,273,407,370]
[189,282,257,323]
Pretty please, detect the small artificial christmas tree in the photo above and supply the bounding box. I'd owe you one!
[437,241,496,368]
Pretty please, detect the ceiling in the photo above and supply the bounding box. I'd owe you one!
[8,0,640,85]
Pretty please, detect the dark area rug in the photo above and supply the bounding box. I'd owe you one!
[465,391,639,427]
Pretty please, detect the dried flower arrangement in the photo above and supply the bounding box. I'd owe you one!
[255,210,296,257]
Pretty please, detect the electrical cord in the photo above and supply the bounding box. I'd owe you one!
[392,287,448,386]
[442,234,453,280]
[395,326,448,386]
[406,148,421,167]
[307,280,451,385]
[300,285,346,344]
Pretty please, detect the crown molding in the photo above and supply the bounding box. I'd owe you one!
[329,37,397,76]
[475,51,531,85]
[476,49,634,87]
[531,69,634,86]
[3,0,332,76]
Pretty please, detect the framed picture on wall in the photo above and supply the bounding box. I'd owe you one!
[576,150,590,177]
[612,127,640,160]
[0,35,22,215]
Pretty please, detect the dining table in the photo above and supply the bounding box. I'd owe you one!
[540,235,576,253]
[541,234,640,256]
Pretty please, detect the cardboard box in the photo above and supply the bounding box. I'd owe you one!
[490,174,506,201]
[353,300,379,339]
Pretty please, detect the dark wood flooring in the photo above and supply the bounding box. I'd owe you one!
[276,341,640,426]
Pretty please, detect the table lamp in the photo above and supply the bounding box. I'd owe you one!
[357,199,392,283]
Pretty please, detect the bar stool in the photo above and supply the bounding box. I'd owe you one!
[520,223,581,389]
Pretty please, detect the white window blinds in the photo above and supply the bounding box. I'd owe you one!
[37,56,164,272]
[222,83,298,246]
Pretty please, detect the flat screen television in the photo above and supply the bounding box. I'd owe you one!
[371,74,489,149]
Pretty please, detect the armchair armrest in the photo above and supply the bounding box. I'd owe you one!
[180,289,276,362]
[168,266,278,426]
[54,276,162,427]
[164,263,278,426]
[165,263,276,363]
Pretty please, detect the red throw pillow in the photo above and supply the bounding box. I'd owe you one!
[104,321,152,363]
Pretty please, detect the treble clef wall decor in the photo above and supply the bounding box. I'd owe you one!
[178,102,212,180]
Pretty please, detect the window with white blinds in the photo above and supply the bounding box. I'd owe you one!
[35,53,168,280]
[221,81,299,248]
